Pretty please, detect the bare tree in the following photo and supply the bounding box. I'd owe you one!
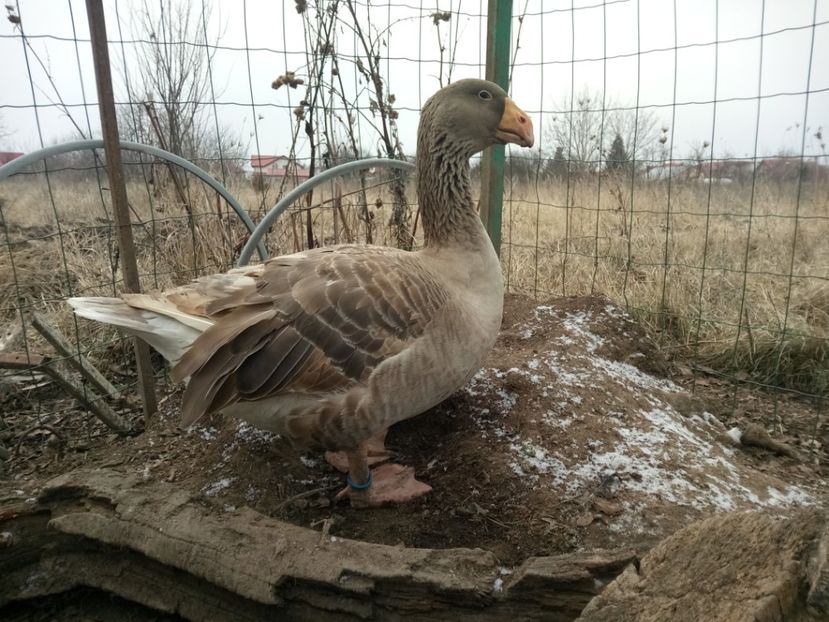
[116,0,243,176]
[685,140,711,181]
[546,88,662,174]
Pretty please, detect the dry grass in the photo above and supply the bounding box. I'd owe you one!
[1,166,827,398]
[501,173,829,395]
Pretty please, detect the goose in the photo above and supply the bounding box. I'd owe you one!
[68,78,534,506]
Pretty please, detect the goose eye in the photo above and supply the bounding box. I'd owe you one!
[478,89,492,101]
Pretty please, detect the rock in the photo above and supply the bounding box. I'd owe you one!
[592,498,623,516]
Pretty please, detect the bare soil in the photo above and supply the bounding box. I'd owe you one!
[2,295,827,567]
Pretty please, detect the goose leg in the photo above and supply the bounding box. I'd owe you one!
[324,429,391,473]
[334,437,432,508]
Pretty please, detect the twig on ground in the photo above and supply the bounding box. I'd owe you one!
[275,484,339,512]
[12,423,65,457]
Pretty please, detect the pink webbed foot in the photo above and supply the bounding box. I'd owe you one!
[336,463,432,508]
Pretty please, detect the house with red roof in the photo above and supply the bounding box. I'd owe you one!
[250,154,310,181]
[0,151,24,166]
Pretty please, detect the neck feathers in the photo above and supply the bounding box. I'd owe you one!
[416,112,482,248]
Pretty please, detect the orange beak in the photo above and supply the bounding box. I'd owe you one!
[495,98,534,148]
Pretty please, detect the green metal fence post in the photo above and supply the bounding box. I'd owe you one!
[480,0,513,256]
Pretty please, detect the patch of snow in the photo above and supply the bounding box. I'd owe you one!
[202,477,235,496]
[591,358,680,393]
[701,412,725,429]
[764,485,813,507]
[510,462,529,477]
[639,408,709,452]
[602,304,628,319]
[236,420,277,445]
[195,426,218,441]
[464,369,492,397]
[300,455,320,468]
[506,366,542,384]
[545,355,590,387]
[219,438,239,467]
[495,388,517,412]
[571,449,699,505]
[542,411,573,429]
[726,427,743,444]
[556,335,576,346]
[467,368,518,413]
[510,440,568,482]
[560,311,605,353]
[552,405,812,511]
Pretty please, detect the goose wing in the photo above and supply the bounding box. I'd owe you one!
[171,246,449,425]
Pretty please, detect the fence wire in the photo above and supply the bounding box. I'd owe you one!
[0,0,826,465]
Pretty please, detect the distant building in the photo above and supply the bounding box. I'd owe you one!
[644,160,693,181]
[755,157,804,181]
[704,160,753,183]
[249,154,310,181]
[646,159,753,183]
[0,151,24,166]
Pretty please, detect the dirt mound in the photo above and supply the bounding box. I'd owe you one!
[3,295,824,564]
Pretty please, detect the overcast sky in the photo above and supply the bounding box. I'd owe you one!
[1,0,827,162]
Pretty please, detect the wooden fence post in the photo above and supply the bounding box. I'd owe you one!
[86,0,158,419]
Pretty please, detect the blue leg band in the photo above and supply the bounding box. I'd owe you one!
[346,470,373,490]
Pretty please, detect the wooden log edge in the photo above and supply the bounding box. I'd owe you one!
[0,468,636,621]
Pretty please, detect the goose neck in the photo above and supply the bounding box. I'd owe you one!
[416,133,482,248]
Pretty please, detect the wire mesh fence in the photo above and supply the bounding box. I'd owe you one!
[0,0,826,465]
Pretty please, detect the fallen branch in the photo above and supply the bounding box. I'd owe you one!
[739,423,798,458]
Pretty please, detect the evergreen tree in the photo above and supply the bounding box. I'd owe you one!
[605,133,630,173]
[549,146,568,179]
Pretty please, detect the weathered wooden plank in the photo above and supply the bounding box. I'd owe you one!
[0,469,637,621]
[39,364,131,435]
[86,0,158,419]
[578,510,829,622]
[31,311,121,399]
[0,351,47,370]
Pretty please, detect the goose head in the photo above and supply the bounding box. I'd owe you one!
[421,78,535,158]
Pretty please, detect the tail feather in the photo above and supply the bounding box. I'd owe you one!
[121,293,213,332]
[68,296,205,366]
